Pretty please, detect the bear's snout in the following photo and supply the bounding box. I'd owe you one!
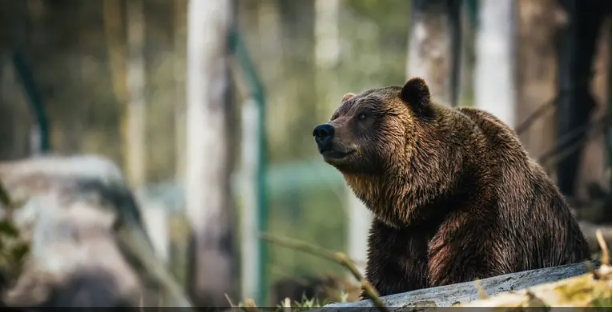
[313,124,335,151]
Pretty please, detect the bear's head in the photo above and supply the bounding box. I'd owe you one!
[313,77,433,175]
[313,77,447,227]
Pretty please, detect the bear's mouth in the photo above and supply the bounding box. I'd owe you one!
[320,148,356,160]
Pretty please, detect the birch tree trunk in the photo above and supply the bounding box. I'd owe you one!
[406,0,460,106]
[126,0,147,187]
[174,0,187,181]
[475,0,517,127]
[185,0,236,306]
[169,0,189,291]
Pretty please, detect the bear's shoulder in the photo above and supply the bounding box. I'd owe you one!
[454,106,527,157]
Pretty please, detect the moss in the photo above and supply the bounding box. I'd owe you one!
[459,265,612,308]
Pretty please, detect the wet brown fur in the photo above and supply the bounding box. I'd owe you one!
[316,78,590,298]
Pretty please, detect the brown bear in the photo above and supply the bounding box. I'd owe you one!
[312,77,591,298]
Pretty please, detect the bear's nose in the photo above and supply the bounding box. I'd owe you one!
[312,124,335,145]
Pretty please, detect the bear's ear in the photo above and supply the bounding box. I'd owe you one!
[342,93,356,102]
[399,77,431,111]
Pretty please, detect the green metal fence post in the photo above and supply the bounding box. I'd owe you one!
[231,27,270,306]
[11,50,50,153]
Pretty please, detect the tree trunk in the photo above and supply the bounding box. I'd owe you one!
[185,0,236,306]
[515,0,563,167]
[0,0,33,161]
[406,0,460,106]
[256,0,286,159]
[475,0,517,127]
[169,0,189,292]
[555,0,606,198]
[574,12,611,205]
[103,0,130,175]
[126,0,147,187]
[173,0,187,182]
[457,1,477,108]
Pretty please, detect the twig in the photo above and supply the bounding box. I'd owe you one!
[259,233,388,312]
[596,230,609,266]
[474,279,487,300]
[514,69,599,136]
[225,293,237,308]
[539,115,609,168]
[515,99,556,135]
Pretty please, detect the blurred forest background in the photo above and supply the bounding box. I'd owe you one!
[0,0,610,308]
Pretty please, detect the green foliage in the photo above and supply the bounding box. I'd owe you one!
[0,185,10,208]
[592,297,612,308]
[284,294,323,310]
[0,219,29,275]
[0,183,30,283]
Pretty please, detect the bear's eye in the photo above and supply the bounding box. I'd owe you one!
[357,113,367,120]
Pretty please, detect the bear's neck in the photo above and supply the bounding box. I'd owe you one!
[344,134,472,228]
[345,171,452,229]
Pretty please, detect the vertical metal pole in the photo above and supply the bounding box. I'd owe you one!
[256,87,269,307]
[232,29,269,306]
[12,51,50,153]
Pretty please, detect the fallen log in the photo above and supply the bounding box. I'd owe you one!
[459,264,611,308]
[0,155,193,308]
[318,260,600,310]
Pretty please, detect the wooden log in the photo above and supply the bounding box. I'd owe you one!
[459,264,611,308]
[318,260,599,309]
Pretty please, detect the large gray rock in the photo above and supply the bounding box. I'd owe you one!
[0,155,193,308]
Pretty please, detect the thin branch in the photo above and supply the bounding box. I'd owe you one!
[514,70,600,136]
[225,293,237,308]
[596,230,609,266]
[515,99,556,135]
[474,279,488,300]
[539,115,609,167]
[259,233,388,312]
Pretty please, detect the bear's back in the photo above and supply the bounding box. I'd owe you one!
[456,106,591,268]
